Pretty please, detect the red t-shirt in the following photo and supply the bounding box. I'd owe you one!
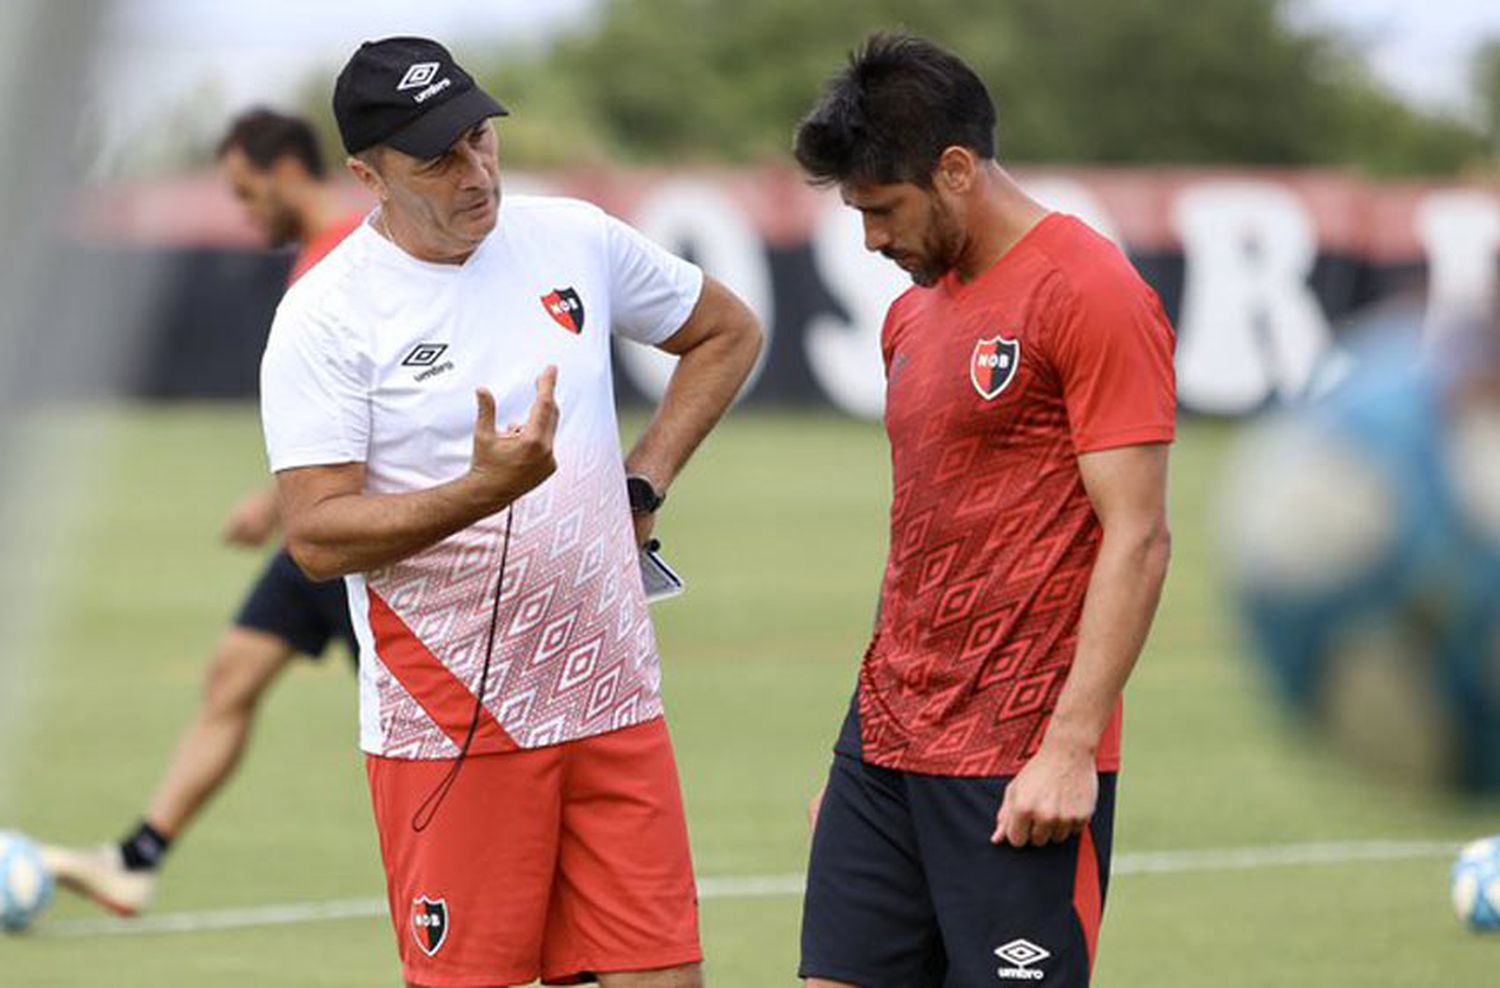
[848,213,1176,777]
[288,214,363,285]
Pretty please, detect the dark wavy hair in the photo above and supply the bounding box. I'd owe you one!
[794,33,996,188]
[216,107,325,178]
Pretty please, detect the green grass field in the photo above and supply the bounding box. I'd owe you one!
[2,407,1498,985]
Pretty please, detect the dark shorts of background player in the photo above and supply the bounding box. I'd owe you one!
[799,705,1116,987]
[234,548,356,664]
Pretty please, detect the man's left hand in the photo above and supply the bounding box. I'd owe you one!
[991,743,1097,847]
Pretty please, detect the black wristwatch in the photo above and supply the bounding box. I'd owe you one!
[626,474,666,515]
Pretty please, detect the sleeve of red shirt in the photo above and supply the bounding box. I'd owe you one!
[1047,250,1177,455]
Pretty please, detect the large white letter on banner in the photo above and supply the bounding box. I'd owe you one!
[616,180,774,401]
[1021,176,1122,245]
[805,205,909,418]
[1417,190,1500,340]
[1173,182,1332,413]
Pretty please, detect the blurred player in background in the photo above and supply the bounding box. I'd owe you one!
[262,38,760,988]
[793,34,1175,987]
[42,109,364,917]
[1228,296,1500,793]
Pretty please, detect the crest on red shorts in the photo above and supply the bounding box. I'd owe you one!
[970,335,1020,400]
[411,896,449,957]
[541,286,585,334]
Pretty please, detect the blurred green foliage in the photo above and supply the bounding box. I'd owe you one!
[268,0,1500,177]
[455,0,1496,176]
[1478,40,1500,157]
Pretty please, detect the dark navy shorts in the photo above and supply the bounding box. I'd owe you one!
[234,549,356,664]
[800,708,1116,986]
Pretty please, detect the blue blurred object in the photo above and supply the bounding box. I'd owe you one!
[1228,324,1500,792]
[1452,836,1500,932]
[0,830,55,933]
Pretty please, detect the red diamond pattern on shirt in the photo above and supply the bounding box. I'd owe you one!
[999,668,1062,722]
[896,508,937,563]
[366,450,661,757]
[916,541,962,595]
[931,577,985,631]
[856,216,1176,778]
[933,435,982,484]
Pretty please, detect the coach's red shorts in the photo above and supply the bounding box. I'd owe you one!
[365,717,700,987]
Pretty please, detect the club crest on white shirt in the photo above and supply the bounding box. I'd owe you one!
[541,287,585,334]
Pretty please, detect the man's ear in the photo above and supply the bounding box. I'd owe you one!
[347,154,386,202]
[934,146,978,196]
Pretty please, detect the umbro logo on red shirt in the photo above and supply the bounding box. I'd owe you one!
[541,287,585,334]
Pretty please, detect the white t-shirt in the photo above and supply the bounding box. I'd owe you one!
[260,195,703,758]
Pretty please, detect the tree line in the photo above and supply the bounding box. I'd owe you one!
[455,0,1499,176]
[113,0,1499,180]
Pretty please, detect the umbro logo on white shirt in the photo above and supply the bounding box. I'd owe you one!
[402,342,454,382]
[402,343,447,367]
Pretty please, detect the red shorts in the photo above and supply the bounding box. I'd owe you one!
[365,717,700,987]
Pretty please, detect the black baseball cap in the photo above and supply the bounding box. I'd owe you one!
[333,37,508,159]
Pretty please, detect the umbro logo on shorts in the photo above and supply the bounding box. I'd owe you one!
[411,896,449,956]
[994,938,1050,980]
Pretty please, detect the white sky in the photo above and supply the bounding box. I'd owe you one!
[88,0,1500,175]
[91,0,601,173]
[1296,0,1500,115]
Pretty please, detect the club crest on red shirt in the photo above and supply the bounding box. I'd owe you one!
[971,335,1020,400]
[411,896,449,957]
[541,287,585,334]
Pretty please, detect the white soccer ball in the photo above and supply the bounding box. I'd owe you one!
[1452,836,1500,932]
[0,830,55,933]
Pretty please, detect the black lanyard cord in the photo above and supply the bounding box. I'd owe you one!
[410,505,515,833]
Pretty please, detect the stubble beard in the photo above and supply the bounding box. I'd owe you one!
[267,206,300,249]
[909,207,963,287]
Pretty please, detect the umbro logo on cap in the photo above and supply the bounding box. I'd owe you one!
[334,37,508,158]
[396,62,440,91]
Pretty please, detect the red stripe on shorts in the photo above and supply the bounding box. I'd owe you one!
[367,588,517,755]
[1074,825,1103,974]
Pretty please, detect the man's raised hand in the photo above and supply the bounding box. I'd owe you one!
[470,366,560,507]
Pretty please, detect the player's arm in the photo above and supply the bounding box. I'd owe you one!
[994,443,1171,847]
[221,487,281,546]
[276,369,560,581]
[623,275,762,539]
